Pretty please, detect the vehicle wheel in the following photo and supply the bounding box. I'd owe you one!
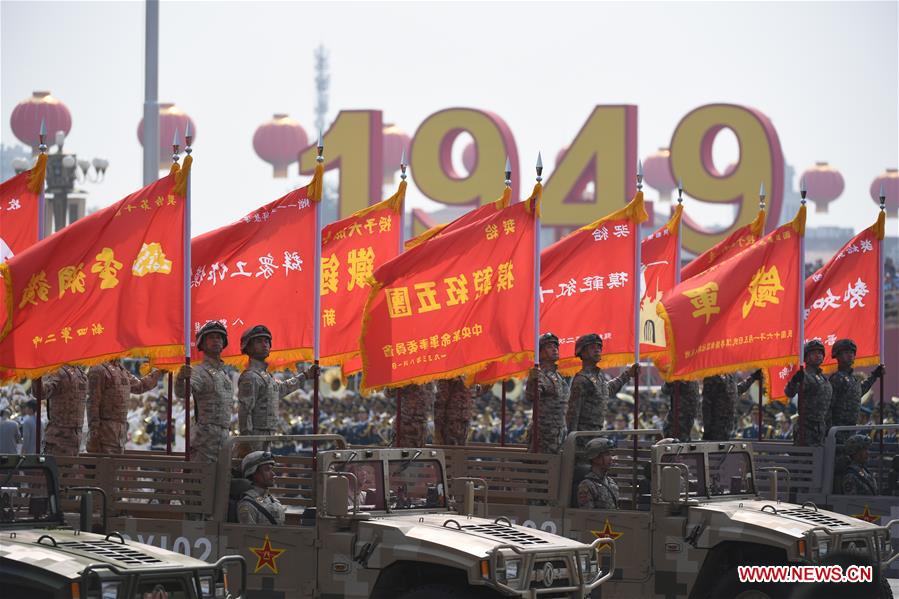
[396,583,495,599]
[709,567,788,599]
[877,575,893,599]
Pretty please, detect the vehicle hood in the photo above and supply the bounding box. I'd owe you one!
[0,528,209,580]
[361,512,586,558]
[689,498,881,539]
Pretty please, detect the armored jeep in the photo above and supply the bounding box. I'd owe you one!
[439,430,897,598]
[54,435,615,597]
[0,453,245,599]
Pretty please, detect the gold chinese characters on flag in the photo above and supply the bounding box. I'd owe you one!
[680,208,766,280]
[766,211,884,401]
[0,160,190,379]
[657,205,806,381]
[319,182,404,374]
[360,188,540,391]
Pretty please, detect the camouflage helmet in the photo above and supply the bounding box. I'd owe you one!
[803,339,825,357]
[196,321,228,352]
[539,332,560,348]
[240,324,273,353]
[832,338,857,358]
[584,437,615,459]
[242,450,276,478]
[845,434,871,456]
[575,333,603,357]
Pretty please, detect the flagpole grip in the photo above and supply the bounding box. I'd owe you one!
[184,356,191,459]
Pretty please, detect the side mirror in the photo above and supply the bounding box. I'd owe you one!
[463,481,475,517]
[325,476,349,517]
[661,466,683,503]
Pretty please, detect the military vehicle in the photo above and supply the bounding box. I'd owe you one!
[53,434,615,598]
[0,453,245,599]
[438,430,897,598]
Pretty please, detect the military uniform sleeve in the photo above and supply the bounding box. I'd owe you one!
[784,370,804,399]
[736,374,756,395]
[566,375,587,431]
[87,367,105,424]
[576,480,593,508]
[237,498,258,524]
[276,372,306,399]
[237,371,259,435]
[41,372,60,401]
[128,371,159,394]
[608,370,632,396]
[174,365,208,400]
[861,371,878,396]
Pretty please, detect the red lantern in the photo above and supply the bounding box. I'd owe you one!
[137,103,196,165]
[253,114,309,178]
[870,168,899,218]
[383,124,410,184]
[10,91,72,151]
[801,162,844,213]
[643,148,677,196]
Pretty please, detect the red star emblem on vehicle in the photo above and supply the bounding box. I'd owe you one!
[590,518,623,552]
[852,505,879,524]
[250,535,286,574]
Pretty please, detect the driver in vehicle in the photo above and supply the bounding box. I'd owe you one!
[237,451,286,525]
[577,437,620,509]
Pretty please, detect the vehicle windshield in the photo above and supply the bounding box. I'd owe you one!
[660,452,707,498]
[708,450,754,496]
[333,460,386,511]
[387,459,446,510]
[0,464,57,525]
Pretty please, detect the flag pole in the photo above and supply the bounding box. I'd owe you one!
[176,127,192,459]
[796,181,806,446]
[878,183,886,474]
[632,160,643,506]
[527,153,542,449]
[395,151,407,446]
[34,120,48,453]
[757,183,768,439]
[673,179,684,439]
[313,131,324,451]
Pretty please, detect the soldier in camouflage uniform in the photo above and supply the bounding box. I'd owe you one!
[176,322,234,462]
[661,380,701,441]
[434,377,473,445]
[700,370,762,441]
[566,333,635,449]
[237,450,286,525]
[237,325,312,448]
[577,437,619,509]
[527,333,570,454]
[41,364,88,456]
[395,383,434,447]
[829,339,884,443]
[841,434,878,495]
[784,340,833,447]
[86,360,162,454]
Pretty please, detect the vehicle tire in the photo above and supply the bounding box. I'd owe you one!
[396,583,496,599]
[709,567,788,599]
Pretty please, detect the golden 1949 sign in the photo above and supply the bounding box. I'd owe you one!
[297,103,783,255]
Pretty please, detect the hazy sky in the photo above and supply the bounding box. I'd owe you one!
[2,0,897,237]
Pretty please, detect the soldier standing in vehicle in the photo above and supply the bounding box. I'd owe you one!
[527,333,570,454]
[784,340,833,447]
[829,339,884,443]
[700,369,762,441]
[42,364,89,456]
[841,434,878,495]
[237,325,312,447]
[87,360,162,454]
[661,379,701,441]
[237,450,286,525]
[394,383,434,447]
[577,437,619,509]
[566,333,635,449]
[176,321,234,462]
[434,377,473,445]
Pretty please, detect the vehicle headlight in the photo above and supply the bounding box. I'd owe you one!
[580,552,597,575]
[101,581,120,599]
[818,540,829,557]
[199,575,213,596]
[505,559,520,580]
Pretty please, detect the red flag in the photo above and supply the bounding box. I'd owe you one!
[657,206,806,380]
[0,154,46,261]
[361,188,539,392]
[766,212,884,400]
[640,204,682,358]
[320,182,404,373]
[404,188,511,251]
[0,160,189,379]
[475,192,648,383]
[680,208,766,280]
[163,165,323,370]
